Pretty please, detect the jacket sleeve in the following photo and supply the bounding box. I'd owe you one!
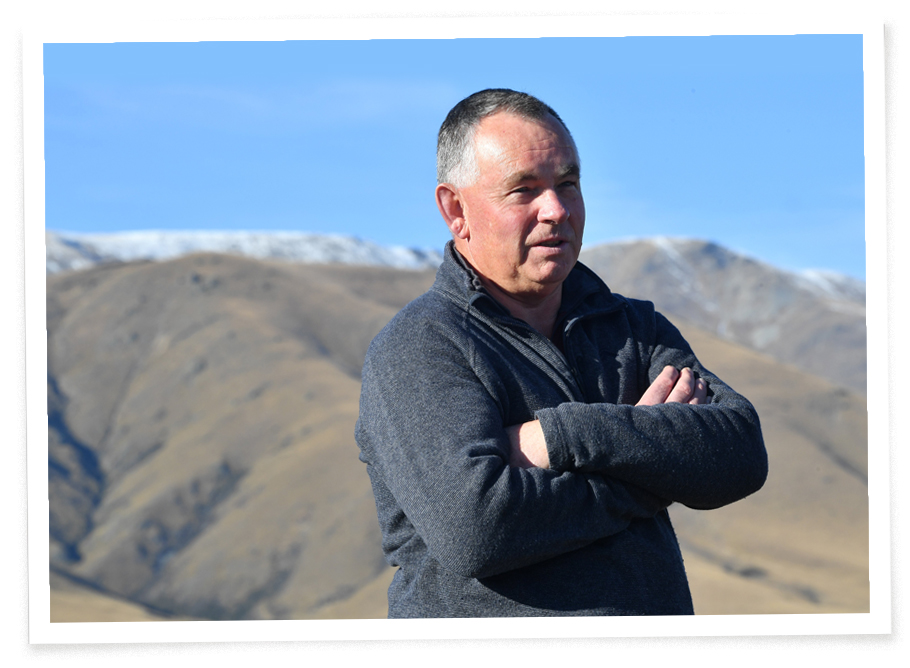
[356,318,670,580]
[536,311,768,510]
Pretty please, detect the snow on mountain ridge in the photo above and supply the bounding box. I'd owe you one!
[46,230,444,273]
[47,230,866,307]
[797,269,866,302]
[589,235,865,305]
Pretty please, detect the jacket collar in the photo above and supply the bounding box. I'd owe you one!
[433,241,626,322]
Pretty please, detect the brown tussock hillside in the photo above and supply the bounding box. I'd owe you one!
[47,253,867,620]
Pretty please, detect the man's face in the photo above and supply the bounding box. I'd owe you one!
[448,111,585,302]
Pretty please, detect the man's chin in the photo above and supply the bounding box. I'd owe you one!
[513,270,574,299]
[532,257,577,284]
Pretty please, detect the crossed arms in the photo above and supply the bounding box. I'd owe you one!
[508,365,708,469]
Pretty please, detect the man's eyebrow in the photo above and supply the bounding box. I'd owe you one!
[505,163,581,187]
[557,163,581,180]
[505,171,537,186]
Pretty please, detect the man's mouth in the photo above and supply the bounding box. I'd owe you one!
[536,239,565,248]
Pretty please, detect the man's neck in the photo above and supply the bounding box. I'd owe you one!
[481,278,563,342]
[450,245,565,340]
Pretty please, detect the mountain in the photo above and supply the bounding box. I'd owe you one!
[579,237,866,395]
[47,253,435,620]
[46,230,866,395]
[47,252,868,620]
[45,230,444,274]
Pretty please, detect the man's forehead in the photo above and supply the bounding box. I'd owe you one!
[476,111,569,142]
[474,112,578,168]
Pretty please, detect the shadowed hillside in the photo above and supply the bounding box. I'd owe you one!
[47,252,867,620]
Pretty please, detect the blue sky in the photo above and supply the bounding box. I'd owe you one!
[43,35,866,279]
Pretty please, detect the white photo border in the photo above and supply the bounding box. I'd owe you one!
[23,12,889,645]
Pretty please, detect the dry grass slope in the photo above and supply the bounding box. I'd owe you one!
[47,253,867,620]
[47,254,433,620]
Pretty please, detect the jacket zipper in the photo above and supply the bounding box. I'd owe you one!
[560,317,585,400]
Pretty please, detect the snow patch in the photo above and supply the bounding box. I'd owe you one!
[46,230,444,274]
[797,269,866,303]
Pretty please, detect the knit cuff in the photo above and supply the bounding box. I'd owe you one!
[535,407,573,471]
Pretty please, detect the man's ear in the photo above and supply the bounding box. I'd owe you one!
[435,184,470,240]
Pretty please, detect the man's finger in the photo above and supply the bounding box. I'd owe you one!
[636,366,679,406]
[666,367,696,403]
[688,378,708,405]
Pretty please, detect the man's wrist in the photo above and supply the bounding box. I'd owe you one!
[519,420,549,469]
[507,419,550,469]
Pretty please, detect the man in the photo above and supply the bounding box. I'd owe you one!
[356,89,767,617]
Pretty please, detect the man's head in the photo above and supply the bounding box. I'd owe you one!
[435,89,585,306]
[436,89,576,188]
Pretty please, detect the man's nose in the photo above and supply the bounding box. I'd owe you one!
[537,189,570,225]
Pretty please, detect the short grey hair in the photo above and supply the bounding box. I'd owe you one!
[436,88,575,187]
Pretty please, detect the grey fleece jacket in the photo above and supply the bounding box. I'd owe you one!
[356,242,767,618]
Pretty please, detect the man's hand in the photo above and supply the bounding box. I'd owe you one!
[506,420,550,469]
[636,366,708,406]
